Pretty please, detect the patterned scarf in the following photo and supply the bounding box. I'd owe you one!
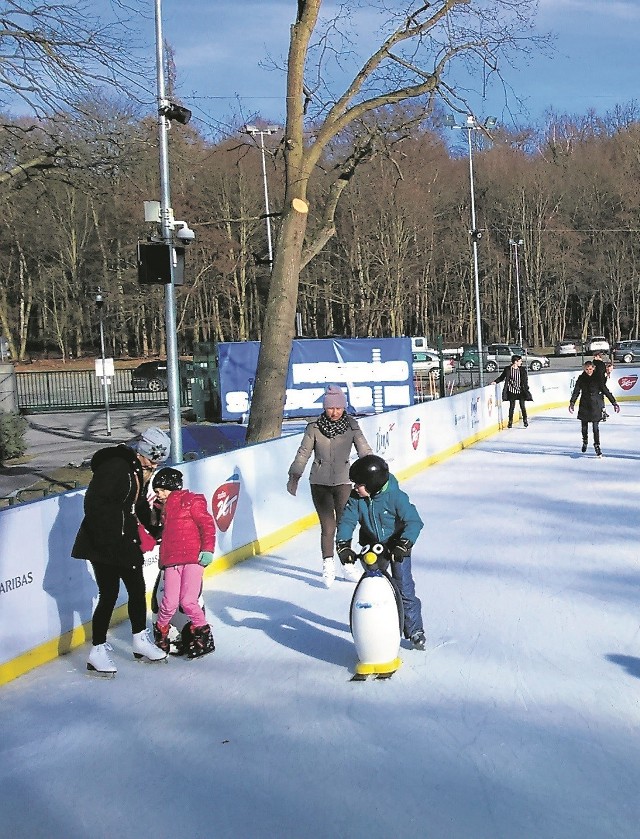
[317,412,351,439]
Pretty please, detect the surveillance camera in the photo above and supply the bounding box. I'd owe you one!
[174,222,195,244]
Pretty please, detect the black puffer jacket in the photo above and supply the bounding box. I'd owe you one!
[72,445,149,568]
[569,372,618,422]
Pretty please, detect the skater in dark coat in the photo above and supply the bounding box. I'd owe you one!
[495,355,533,428]
[72,426,171,674]
[592,350,610,421]
[569,361,619,456]
[591,350,608,387]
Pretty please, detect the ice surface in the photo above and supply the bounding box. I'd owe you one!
[1,406,639,839]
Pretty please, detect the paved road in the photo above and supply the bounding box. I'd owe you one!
[0,407,169,499]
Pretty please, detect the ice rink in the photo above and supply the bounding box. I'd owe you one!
[1,405,639,839]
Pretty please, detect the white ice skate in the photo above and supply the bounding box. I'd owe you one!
[322,557,336,588]
[132,629,168,662]
[342,562,360,583]
[87,642,117,677]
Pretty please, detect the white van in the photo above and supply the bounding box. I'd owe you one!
[411,336,432,353]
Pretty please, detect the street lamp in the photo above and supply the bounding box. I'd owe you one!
[243,124,280,268]
[444,113,497,387]
[95,290,112,436]
[153,0,186,462]
[509,238,524,347]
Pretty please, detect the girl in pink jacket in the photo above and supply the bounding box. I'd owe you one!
[152,468,216,658]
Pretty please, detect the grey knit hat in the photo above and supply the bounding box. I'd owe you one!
[133,427,171,463]
[323,384,347,409]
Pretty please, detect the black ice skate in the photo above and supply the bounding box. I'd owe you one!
[187,624,215,659]
[581,441,588,453]
[594,445,602,458]
[410,630,426,651]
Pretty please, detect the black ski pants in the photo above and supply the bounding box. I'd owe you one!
[581,419,601,446]
[90,560,147,645]
[507,396,527,425]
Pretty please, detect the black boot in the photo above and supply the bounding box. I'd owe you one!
[188,624,215,659]
[153,622,170,654]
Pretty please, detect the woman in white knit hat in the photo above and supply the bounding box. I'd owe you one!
[287,385,372,587]
[72,426,171,675]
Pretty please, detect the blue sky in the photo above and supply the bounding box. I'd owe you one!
[138,0,640,138]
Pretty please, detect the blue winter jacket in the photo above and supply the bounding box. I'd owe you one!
[336,474,423,548]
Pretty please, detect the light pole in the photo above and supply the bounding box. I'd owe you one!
[95,290,111,436]
[509,238,524,347]
[243,124,280,268]
[445,114,497,387]
[153,0,192,463]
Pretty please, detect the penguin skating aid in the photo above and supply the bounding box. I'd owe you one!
[348,544,404,680]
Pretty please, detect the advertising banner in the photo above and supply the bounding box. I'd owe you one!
[217,337,414,420]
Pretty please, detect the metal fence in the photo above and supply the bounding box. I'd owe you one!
[16,369,192,413]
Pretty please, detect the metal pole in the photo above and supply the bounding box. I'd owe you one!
[258,132,274,267]
[155,0,182,462]
[514,242,523,347]
[467,125,485,387]
[97,291,111,436]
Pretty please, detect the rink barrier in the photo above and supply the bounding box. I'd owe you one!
[1,368,638,685]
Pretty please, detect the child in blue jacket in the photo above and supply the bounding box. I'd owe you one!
[336,454,426,650]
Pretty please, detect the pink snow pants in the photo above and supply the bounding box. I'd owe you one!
[157,564,206,628]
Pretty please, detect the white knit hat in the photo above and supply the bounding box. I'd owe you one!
[133,427,171,463]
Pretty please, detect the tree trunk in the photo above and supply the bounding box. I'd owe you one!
[246,202,309,440]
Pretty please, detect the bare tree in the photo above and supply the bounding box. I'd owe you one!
[246,0,544,442]
[0,1,147,117]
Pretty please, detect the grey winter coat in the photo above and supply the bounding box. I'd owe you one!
[288,416,372,486]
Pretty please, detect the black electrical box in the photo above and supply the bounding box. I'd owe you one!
[137,242,185,285]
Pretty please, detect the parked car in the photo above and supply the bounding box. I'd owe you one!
[131,359,193,391]
[584,336,610,353]
[613,340,640,363]
[555,339,579,356]
[412,351,455,375]
[459,346,498,372]
[487,344,550,372]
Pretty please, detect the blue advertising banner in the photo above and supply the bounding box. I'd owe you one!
[217,338,414,420]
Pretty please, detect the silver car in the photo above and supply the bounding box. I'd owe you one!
[585,336,610,352]
[613,340,640,363]
[412,351,455,375]
[555,340,579,356]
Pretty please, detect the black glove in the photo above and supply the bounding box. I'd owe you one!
[391,538,412,563]
[336,540,356,565]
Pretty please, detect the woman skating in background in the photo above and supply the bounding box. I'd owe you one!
[569,361,620,457]
[287,385,372,588]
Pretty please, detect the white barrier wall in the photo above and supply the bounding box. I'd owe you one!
[1,367,638,683]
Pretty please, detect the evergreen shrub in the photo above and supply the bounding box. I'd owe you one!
[0,412,27,462]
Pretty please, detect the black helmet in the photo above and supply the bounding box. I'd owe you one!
[152,467,183,491]
[349,455,389,495]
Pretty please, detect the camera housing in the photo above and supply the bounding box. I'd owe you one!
[174,222,195,244]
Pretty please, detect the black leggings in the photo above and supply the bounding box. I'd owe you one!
[581,420,600,446]
[90,561,147,645]
[310,483,352,558]
[508,397,527,424]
